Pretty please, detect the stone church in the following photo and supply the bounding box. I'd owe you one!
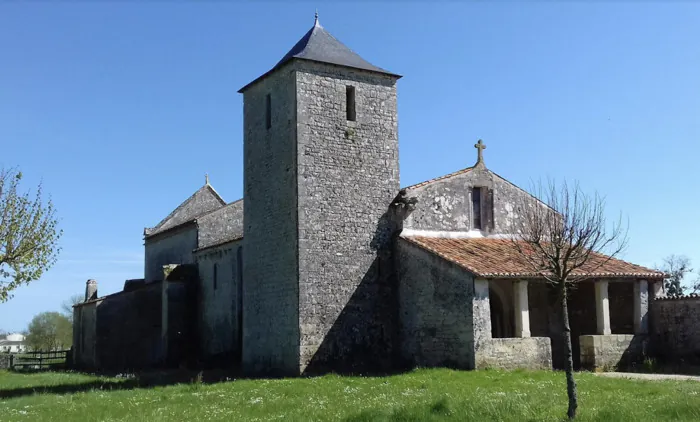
[73,15,667,375]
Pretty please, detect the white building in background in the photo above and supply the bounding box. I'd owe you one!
[0,333,27,353]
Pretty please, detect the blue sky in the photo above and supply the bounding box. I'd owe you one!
[1,2,699,332]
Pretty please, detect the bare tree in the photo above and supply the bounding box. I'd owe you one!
[509,178,628,420]
[1,167,63,302]
[655,255,694,297]
[61,293,84,322]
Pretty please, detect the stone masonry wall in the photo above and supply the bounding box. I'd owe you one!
[579,334,647,370]
[295,61,400,374]
[651,296,700,364]
[241,62,300,376]
[397,238,475,369]
[476,338,553,370]
[161,265,198,369]
[194,240,243,367]
[95,282,163,371]
[144,225,198,282]
[403,169,544,234]
[73,300,98,369]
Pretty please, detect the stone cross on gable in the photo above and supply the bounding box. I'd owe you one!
[474,139,486,164]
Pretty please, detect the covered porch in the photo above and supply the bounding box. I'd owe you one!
[399,236,666,371]
[482,277,665,370]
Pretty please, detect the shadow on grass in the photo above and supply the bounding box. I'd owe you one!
[1,363,417,400]
[0,368,243,399]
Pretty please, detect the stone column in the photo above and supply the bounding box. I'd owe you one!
[473,278,492,348]
[595,280,611,335]
[514,280,531,337]
[633,279,649,334]
[650,281,664,300]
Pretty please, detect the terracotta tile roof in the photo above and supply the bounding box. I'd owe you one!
[402,166,474,190]
[402,236,665,279]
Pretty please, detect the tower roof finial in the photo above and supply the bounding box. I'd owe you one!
[314,9,320,26]
[205,173,209,185]
[474,139,486,167]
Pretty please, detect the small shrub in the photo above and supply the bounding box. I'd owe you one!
[643,357,657,373]
[187,371,203,391]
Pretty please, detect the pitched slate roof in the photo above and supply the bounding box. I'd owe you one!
[144,183,226,238]
[402,236,665,280]
[238,15,400,93]
[195,199,244,249]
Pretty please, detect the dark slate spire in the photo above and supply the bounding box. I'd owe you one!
[239,13,400,93]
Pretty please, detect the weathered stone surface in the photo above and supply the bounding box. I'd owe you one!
[72,264,199,372]
[73,300,99,369]
[473,278,492,351]
[73,282,164,371]
[476,337,553,370]
[403,167,544,234]
[144,224,198,282]
[95,283,163,371]
[194,240,243,366]
[240,54,401,376]
[241,61,301,376]
[295,60,400,374]
[579,334,647,370]
[397,238,475,369]
[651,296,700,364]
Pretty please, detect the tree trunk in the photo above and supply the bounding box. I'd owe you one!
[560,284,578,419]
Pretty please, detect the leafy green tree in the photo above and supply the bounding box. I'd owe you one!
[0,167,62,302]
[25,311,72,351]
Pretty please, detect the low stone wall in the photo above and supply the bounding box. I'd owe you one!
[476,337,552,370]
[579,334,647,370]
[651,296,700,364]
[0,354,12,369]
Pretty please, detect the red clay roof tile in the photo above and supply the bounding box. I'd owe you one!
[402,236,664,279]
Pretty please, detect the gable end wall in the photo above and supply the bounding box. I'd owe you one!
[404,169,541,234]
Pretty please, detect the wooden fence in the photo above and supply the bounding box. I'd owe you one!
[9,349,70,370]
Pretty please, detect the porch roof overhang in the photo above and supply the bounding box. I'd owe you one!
[401,235,665,280]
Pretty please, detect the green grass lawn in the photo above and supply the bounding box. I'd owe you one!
[0,368,699,421]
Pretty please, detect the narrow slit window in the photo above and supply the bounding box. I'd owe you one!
[472,187,482,230]
[213,263,218,291]
[346,86,356,121]
[265,93,271,129]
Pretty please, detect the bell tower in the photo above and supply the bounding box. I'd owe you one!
[239,14,401,375]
